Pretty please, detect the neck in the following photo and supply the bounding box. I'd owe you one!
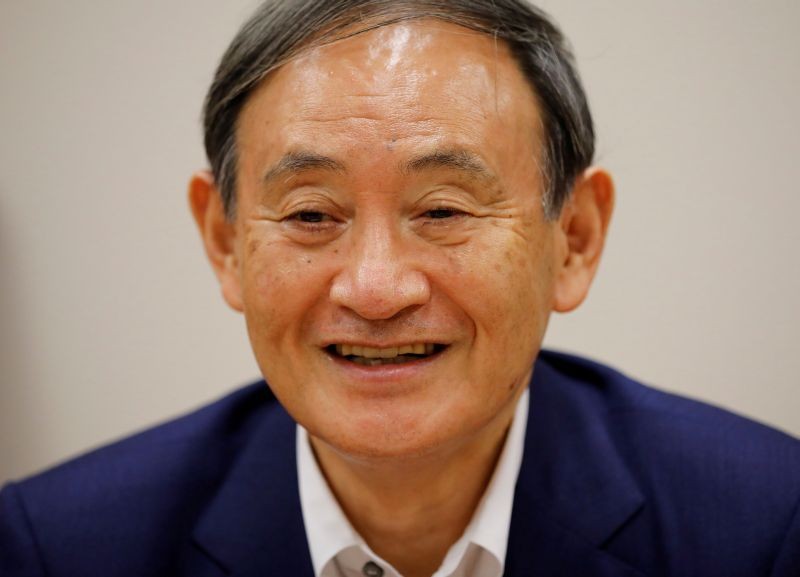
[309,386,526,577]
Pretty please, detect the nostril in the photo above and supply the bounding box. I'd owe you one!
[328,260,431,321]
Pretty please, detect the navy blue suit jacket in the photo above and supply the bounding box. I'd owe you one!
[2,351,800,576]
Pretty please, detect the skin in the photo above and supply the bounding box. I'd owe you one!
[190,20,613,577]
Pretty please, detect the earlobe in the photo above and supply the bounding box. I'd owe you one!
[188,171,244,312]
[552,167,615,313]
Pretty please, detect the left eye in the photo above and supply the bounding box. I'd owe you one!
[424,208,462,219]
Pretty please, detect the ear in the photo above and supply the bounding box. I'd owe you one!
[552,167,615,313]
[188,170,243,312]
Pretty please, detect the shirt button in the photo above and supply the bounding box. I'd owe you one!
[362,560,384,577]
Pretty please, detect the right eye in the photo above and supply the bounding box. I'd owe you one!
[290,211,329,223]
[282,209,341,240]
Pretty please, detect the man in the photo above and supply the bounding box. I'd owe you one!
[1,1,799,576]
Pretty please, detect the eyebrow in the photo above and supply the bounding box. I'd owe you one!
[402,149,496,183]
[262,151,345,185]
[261,147,497,188]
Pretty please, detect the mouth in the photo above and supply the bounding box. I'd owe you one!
[326,343,447,366]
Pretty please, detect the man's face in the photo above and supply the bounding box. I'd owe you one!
[225,21,567,458]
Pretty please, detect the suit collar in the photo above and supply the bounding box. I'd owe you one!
[190,397,315,577]
[504,354,646,576]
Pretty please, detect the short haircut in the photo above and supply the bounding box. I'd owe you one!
[203,0,595,220]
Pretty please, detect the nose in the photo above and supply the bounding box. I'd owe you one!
[329,222,431,320]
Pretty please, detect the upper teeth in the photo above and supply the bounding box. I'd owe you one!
[336,343,435,358]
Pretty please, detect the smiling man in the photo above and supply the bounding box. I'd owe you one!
[2,1,800,576]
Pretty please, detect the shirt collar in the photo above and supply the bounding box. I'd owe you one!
[297,387,529,577]
[297,423,362,576]
[457,386,529,572]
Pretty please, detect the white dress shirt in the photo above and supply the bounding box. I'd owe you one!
[297,388,529,577]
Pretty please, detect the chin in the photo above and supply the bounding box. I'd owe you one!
[306,397,491,464]
[320,432,455,465]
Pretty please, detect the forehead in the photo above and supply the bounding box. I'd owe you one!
[237,20,543,170]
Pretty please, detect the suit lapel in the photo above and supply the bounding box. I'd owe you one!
[186,400,315,577]
[180,353,647,576]
[504,356,647,576]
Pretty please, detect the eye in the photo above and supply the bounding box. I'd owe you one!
[424,208,463,219]
[282,209,340,237]
[290,210,329,223]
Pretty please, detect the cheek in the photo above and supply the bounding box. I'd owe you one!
[446,226,554,350]
[240,235,327,337]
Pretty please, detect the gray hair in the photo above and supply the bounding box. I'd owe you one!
[203,0,595,220]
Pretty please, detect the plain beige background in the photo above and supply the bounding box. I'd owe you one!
[1,0,798,483]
